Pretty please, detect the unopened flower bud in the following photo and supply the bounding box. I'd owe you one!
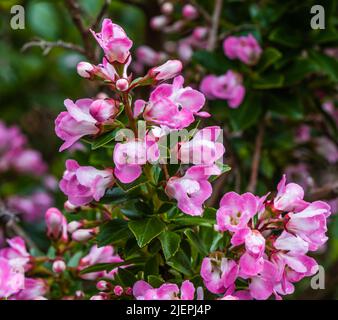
[150,15,168,30]
[77,62,95,79]
[125,287,133,296]
[64,200,78,212]
[149,60,183,81]
[97,280,110,291]
[161,2,174,15]
[72,228,96,242]
[75,290,85,299]
[67,221,83,234]
[89,99,119,122]
[52,259,66,273]
[45,208,68,242]
[116,79,129,92]
[113,285,123,296]
[182,4,198,20]
[90,295,105,300]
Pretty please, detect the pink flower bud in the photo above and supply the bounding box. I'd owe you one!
[77,62,95,78]
[192,27,208,40]
[116,78,129,92]
[149,60,183,81]
[161,2,174,15]
[75,290,85,299]
[125,287,133,296]
[90,295,105,300]
[182,4,198,20]
[89,99,119,122]
[67,221,83,234]
[114,285,123,296]
[72,228,96,242]
[97,280,110,291]
[150,15,169,30]
[45,208,68,242]
[64,201,78,212]
[52,260,66,273]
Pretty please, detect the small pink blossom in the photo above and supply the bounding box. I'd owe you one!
[91,19,133,64]
[182,4,199,20]
[166,165,220,216]
[200,71,245,108]
[10,278,48,300]
[148,60,183,81]
[59,160,114,206]
[0,257,25,298]
[45,208,68,242]
[223,34,262,65]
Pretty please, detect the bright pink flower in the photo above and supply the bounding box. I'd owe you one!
[286,201,331,251]
[274,175,306,212]
[10,278,48,300]
[223,34,262,65]
[165,165,220,216]
[88,98,119,122]
[201,257,238,294]
[216,192,259,233]
[274,231,309,255]
[113,135,159,184]
[59,159,114,206]
[7,192,53,222]
[175,126,225,165]
[148,60,183,81]
[45,208,68,242]
[11,149,47,175]
[133,280,196,300]
[79,245,123,280]
[91,19,133,64]
[199,71,245,108]
[55,99,99,152]
[182,4,199,20]
[0,257,25,298]
[139,76,207,129]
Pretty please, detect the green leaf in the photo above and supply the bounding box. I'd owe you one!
[184,230,208,256]
[256,48,282,72]
[268,93,304,120]
[309,50,338,82]
[192,50,234,74]
[128,217,166,248]
[79,257,144,275]
[101,187,130,204]
[147,275,165,287]
[91,129,119,150]
[96,219,132,247]
[159,232,181,260]
[116,175,148,192]
[67,251,83,268]
[167,249,193,276]
[144,255,159,277]
[228,93,262,131]
[284,58,319,85]
[210,164,231,182]
[171,216,214,227]
[252,73,284,89]
[121,201,146,219]
[115,267,137,287]
[268,26,302,48]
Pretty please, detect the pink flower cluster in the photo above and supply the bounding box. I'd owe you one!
[0,237,48,300]
[201,175,330,300]
[133,280,202,300]
[200,71,246,108]
[223,34,262,65]
[0,121,47,175]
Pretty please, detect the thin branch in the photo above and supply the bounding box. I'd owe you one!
[186,0,211,23]
[91,0,111,30]
[64,0,95,61]
[247,121,266,193]
[22,38,85,55]
[207,0,223,51]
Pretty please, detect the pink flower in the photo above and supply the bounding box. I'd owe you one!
[45,208,68,242]
[7,192,53,222]
[11,149,47,175]
[55,99,98,152]
[182,4,199,20]
[223,34,262,65]
[200,257,238,294]
[165,165,220,216]
[113,135,159,184]
[10,278,48,300]
[0,257,25,298]
[0,237,31,271]
[136,46,164,66]
[274,175,306,212]
[133,280,197,300]
[79,245,123,280]
[174,126,225,165]
[90,19,133,64]
[59,160,114,206]
[274,231,309,255]
[216,192,259,234]
[286,201,331,251]
[200,71,245,108]
[148,60,183,81]
[138,76,207,129]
